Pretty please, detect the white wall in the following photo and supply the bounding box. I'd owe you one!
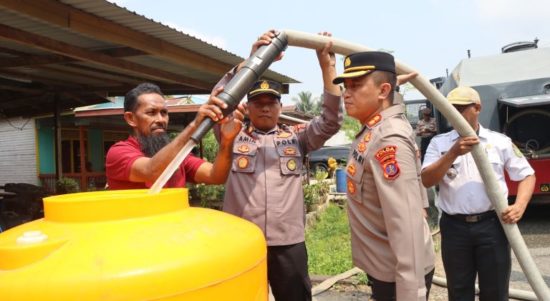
[0,117,39,185]
[324,130,352,147]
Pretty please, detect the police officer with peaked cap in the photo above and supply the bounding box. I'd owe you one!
[214,31,343,301]
[334,51,435,300]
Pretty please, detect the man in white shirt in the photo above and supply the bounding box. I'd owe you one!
[421,86,536,301]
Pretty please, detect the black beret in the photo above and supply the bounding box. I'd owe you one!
[333,51,396,84]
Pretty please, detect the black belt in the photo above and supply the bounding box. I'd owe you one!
[443,210,496,223]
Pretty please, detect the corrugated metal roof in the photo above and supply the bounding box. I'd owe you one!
[60,0,296,83]
[0,0,297,117]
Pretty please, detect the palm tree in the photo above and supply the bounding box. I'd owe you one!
[292,91,320,115]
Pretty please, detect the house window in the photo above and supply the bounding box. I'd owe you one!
[61,139,87,173]
[103,131,129,164]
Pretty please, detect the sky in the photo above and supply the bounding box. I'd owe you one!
[108,0,550,104]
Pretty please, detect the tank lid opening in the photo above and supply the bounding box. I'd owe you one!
[43,189,189,223]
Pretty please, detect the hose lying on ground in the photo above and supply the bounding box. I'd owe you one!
[311,267,362,296]
[311,266,539,300]
[432,275,537,301]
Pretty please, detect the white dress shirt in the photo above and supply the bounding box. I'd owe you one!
[422,125,534,215]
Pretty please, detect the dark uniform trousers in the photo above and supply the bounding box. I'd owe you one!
[268,242,312,301]
[440,211,511,301]
[367,269,434,301]
[420,136,434,163]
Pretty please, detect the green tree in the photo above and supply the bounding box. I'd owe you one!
[199,130,219,162]
[342,114,361,141]
[170,129,219,162]
[293,91,320,115]
[188,130,225,208]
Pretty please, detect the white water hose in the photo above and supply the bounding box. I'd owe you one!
[282,30,550,300]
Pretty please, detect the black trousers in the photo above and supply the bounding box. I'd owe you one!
[367,269,434,301]
[440,212,511,301]
[268,242,312,301]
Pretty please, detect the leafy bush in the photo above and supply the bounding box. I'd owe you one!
[190,184,225,209]
[342,115,362,141]
[303,174,330,212]
[198,130,219,162]
[55,177,80,194]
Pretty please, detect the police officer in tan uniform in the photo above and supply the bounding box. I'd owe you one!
[215,31,342,301]
[333,51,435,300]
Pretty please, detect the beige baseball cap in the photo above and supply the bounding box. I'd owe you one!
[446,86,481,105]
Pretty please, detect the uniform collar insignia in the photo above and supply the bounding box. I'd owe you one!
[363,131,372,142]
[366,114,382,128]
[246,124,255,134]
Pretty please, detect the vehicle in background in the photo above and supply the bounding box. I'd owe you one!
[308,145,350,174]
[427,39,550,204]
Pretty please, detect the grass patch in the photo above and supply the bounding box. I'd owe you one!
[306,204,353,275]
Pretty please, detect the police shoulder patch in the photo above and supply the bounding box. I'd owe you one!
[382,162,400,180]
[375,145,400,180]
[374,145,397,163]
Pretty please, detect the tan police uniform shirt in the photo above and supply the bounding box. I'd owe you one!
[345,104,435,301]
[215,67,343,246]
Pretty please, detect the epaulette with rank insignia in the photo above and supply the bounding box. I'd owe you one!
[244,123,256,138]
[366,114,382,129]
